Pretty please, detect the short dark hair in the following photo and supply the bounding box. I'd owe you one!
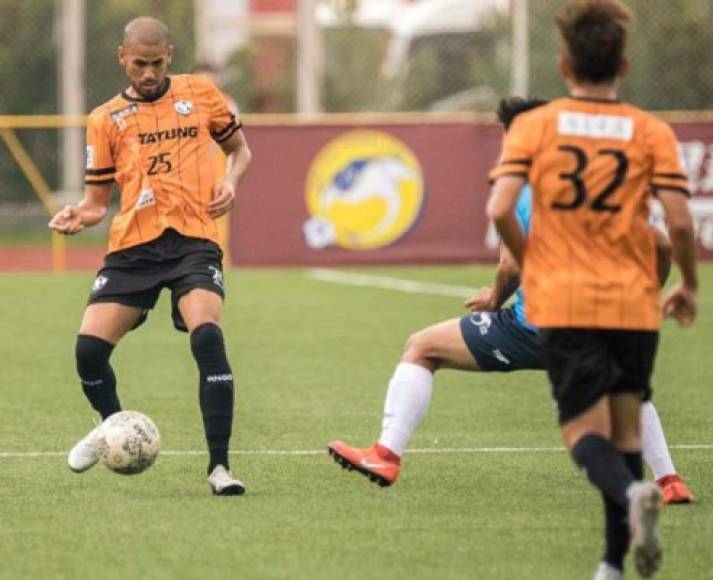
[556,0,631,84]
[122,17,170,48]
[497,97,549,130]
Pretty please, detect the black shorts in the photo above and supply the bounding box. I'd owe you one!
[87,228,225,332]
[539,328,659,425]
[459,308,544,372]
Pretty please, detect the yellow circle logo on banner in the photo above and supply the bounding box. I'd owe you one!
[303,130,424,250]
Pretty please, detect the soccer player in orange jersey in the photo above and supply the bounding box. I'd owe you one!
[49,17,252,496]
[327,98,694,506]
[487,2,697,578]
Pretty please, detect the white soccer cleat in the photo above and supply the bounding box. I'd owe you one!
[208,465,246,496]
[67,422,104,473]
[592,562,622,580]
[629,482,663,578]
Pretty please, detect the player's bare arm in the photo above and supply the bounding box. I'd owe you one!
[465,245,520,312]
[48,182,112,235]
[653,225,672,286]
[209,129,252,219]
[487,175,527,266]
[657,188,698,326]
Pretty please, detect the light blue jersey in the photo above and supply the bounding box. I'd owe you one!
[512,185,535,331]
[458,183,542,371]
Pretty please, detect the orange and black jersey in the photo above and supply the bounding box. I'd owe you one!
[85,74,241,253]
[490,97,689,330]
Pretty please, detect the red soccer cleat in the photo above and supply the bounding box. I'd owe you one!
[328,440,401,487]
[656,474,696,504]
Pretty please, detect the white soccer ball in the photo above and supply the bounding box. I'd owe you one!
[98,411,161,475]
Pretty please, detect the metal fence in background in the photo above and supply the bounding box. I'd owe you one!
[525,0,713,111]
[0,0,195,217]
[1,0,713,211]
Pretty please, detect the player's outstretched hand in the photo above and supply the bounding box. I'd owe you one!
[465,287,496,312]
[208,180,236,219]
[662,283,697,327]
[48,205,84,235]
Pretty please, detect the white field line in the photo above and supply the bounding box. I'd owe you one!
[307,268,473,298]
[1,444,712,459]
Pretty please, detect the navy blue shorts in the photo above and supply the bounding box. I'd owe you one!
[459,308,543,372]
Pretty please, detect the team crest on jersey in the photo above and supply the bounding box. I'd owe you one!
[91,275,108,293]
[174,100,193,116]
[303,130,424,251]
[110,103,139,128]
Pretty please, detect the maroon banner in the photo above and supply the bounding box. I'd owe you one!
[672,122,713,259]
[229,118,713,265]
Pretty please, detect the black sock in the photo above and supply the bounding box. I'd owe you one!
[623,451,644,481]
[571,434,635,510]
[75,334,121,420]
[601,453,643,571]
[190,323,234,474]
[602,493,629,571]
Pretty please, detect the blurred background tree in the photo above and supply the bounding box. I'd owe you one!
[0,0,59,202]
[525,0,713,108]
[3,0,713,205]
[0,0,194,204]
[86,0,195,108]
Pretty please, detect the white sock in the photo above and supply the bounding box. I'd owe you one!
[641,401,676,479]
[378,362,433,457]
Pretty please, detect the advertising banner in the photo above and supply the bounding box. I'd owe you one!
[672,123,713,259]
[229,118,713,265]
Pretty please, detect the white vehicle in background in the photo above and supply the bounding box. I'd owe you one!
[382,0,509,78]
[199,0,517,112]
[319,0,511,111]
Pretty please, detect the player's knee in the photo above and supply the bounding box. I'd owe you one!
[403,329,426,357]
[190,322,230,369]
[402,329,438,365]
[190,322,224,352]
[611,428,641,453]
[75,334,114,375]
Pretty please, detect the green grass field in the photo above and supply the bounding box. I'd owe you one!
[0,265,711,579]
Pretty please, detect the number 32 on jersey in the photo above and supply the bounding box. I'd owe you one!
[555,145,628,214]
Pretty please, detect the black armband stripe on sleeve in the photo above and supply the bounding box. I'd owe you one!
[85,177,115,185]
[651,184,690,197]
[85,167,116,176]
[213,124,240,144]
[488,172,529,185]
[653,172,687,181]
[211,121,236,139]
[211,116,239,139]
[500,158,532,166]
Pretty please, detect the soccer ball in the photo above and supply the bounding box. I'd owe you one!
[98,411,161,475]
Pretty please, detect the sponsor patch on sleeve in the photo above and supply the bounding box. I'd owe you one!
[86,145,95,169]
